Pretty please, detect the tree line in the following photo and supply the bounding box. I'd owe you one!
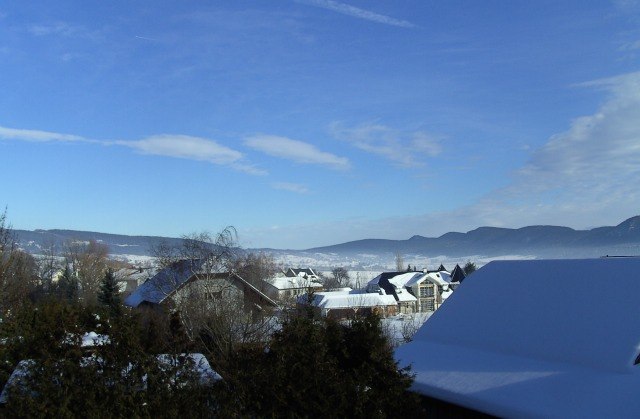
[0,209,424,417]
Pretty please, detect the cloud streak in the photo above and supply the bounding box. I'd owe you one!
[298,0,415,28]
[245,135,350,170]
[0,126,86,143]
[331,122,442,168]
[120,134,267,175]
[27,22,83,37]
[0,125,265,175]
[123,135,241,164]
[271,182,309,194]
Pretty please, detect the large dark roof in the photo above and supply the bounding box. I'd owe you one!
[124,259,205,307]
[124,258,281,309]
[450,264,466,283]
[373,271,419,302]
[376,271,409,282]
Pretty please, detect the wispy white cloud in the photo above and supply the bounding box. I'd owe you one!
[423,71,640,232]
[0,126,85,142]
[513,72,640,196]
[331,122,442,168]
[0,125,265,175]
[271,182,309,194]
[121,134,267,175]
[244,135,350,170]
[619,39,640,51]
[134,35,160,42]
[27,22,83,37]
[297,0,415,28]
[123,135,242,164]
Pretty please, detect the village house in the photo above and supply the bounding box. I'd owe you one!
[124,259,279,311]
[403,271,454,312]
[262,270,323,303]
[395,258,640,417]
[114,267,155,299]
[366,267,458,313]
[366,272,420,314]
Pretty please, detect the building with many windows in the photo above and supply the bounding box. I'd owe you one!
[366,269,456,313]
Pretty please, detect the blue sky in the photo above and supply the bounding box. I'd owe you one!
[1,0,640,249]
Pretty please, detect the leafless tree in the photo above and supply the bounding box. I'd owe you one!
[0,207,16,259]
[149,227,278,361]
[185,281,278,361]
[399,315,423,344]
[150,238,179,270]
[0,208,38,318]
[324,267,350,289]
[395,252,404,271]
[65,239,109,305]
[151,228,239,272]
[229,252,279,293]
[37,238,60,290]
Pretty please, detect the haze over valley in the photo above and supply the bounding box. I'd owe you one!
[14,215,640,270]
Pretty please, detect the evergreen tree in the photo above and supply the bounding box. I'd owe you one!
[168,310,192,353]
[2,300,215,416]
[219,312,423,417]
[98,269,121,316]
[463,261,477,275]
[57,264,78,301]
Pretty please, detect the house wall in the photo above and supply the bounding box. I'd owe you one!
[171,275,244,310]
[409,283,445,313]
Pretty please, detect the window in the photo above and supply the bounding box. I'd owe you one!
[419,285,434,297]
[424,299,435,311]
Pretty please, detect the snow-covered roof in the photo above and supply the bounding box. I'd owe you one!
[124,259,206,307]
[309,291,397,310]
[268,276,323,290]
[395,258,640,418]
[404,272,450,287]
[366,271,405,287]
[395,289,417,303]
[387,272,423,288]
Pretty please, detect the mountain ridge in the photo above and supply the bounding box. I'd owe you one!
[12,215,640,259]
[302,216,640,257]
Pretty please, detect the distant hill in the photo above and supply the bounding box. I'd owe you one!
[13,229,184,257]
[12,215,640,260]
[303,215,640,258]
